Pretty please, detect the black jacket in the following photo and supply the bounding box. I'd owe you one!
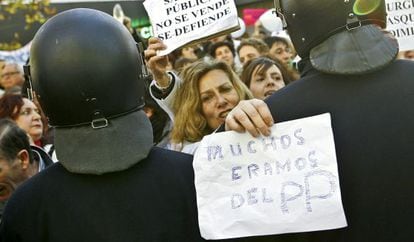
[0,147,204,242]
[253,59,414,242]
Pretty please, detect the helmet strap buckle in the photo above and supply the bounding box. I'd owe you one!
[91,117,108,129]
[346,15,361,31]
[89,100,108,129]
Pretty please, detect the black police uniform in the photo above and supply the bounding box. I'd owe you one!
[259,59,414,242]
[0,147,204,241]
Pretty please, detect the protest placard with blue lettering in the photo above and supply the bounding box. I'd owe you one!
[193,113,347,239]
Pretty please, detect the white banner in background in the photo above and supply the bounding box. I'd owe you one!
[386,0,414,51]
[193,113,347,240]
[0,42,31,66]
[143,0,239,56]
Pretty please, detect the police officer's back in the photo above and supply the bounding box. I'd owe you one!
[260,0,414,241]
[0,9,203,241]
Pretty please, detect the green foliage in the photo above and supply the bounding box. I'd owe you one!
[0,0,56,50]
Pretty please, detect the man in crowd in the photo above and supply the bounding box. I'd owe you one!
[264,36,300,81]
[226,0,414,241]
[0,8,203,241]
[398,49,414,60]
[0,62,24,94]
[264,36,293,67]
[237,38,269,66]
[0,119,39,221]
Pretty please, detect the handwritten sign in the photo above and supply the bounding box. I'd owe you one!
[193,113,347,240]
[386,0,414,51]
[143,0,239,56]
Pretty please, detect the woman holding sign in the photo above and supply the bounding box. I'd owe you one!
[145,37,273,154]
[169,60,252,153]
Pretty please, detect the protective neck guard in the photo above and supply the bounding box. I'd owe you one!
[310,24,399,75]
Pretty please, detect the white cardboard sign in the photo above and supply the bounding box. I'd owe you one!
[193,113,347,240]
[386,0,414,51]
[143,0,239,56]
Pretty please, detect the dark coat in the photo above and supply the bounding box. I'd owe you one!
[0,147,205,242]
[247,59,414,242]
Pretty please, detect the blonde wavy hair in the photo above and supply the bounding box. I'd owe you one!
[171,60,252,144]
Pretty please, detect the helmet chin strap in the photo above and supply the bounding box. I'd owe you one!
[23,64,35,101]
[274,0,287,29]
[136,42,149,79]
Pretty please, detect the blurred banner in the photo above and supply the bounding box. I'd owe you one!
[242,8,267,26]
[0,42,31,65]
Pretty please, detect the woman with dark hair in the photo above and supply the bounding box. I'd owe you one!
[0,119,38,219]
[0,94,44,145]
[208,41,242,75]
[0,94,55,165]
[240,57,292,100]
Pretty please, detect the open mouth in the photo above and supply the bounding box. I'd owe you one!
[264,90,276,97]
[218,109,232,119]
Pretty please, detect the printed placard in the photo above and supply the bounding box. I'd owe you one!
[193,113,347,240]
[386,0,414,51]
[143,0,239,55]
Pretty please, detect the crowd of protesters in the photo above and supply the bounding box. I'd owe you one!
[0,4,413,206]
[0,1,413,241]
[2,15,413,154]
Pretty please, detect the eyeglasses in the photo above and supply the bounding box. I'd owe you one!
[1,71,20,79]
